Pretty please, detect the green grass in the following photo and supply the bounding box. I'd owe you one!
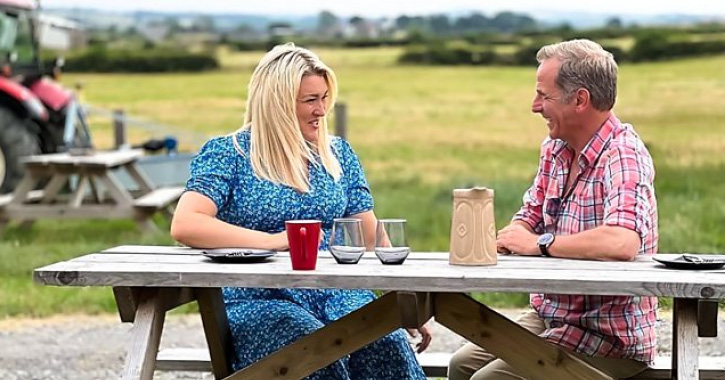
[3,49,725,317]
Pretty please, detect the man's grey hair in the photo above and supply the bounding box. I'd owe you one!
[536,39,618,111]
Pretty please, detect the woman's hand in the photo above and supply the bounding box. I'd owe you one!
[406,324,432,353]
[269,231,289,250]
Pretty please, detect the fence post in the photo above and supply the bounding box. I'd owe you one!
[113,109,127,149]
[334,102,347,140]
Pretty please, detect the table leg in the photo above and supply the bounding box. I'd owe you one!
[9,172,40,205]
[69,175,90,208]
[226,291,404,380]
[97,172,134,206]
[672,298,700,380]
[40,174,70,204]
[125,162,155,194]
[121,288,168,380]
[195,288,234,379]
[433,292,613,380]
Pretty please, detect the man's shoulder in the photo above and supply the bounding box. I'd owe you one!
[602,123,655,174]
[607,123,650,154]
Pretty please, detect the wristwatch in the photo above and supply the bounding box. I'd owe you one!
[537,233,555,257]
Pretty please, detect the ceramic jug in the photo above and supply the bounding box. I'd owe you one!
[449,187,497,266]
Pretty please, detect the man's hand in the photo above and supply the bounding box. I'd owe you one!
[406,324,432,353]
[496,224,540,256]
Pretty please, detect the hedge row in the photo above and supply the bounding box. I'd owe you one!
[60,48,219,73]
[630,32,725,61]
[399,42,626,66]
[399,37,722,66]
[398,43,497,65]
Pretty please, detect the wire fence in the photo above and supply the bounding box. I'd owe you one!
[82,103,210,151]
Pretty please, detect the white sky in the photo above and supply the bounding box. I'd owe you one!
[40,0,725,17]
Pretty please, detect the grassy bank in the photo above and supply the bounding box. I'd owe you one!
[2,48,724,317]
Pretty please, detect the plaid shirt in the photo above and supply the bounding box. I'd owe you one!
[514,114,658,364]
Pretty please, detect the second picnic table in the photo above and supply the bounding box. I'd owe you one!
[0,150,184,232]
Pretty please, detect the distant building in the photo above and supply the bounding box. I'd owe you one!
[343,19,381,39]
[37,14,88,51]
[268,23,295,38]
[139,23,170,44]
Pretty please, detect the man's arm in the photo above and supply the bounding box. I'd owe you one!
[548,226,640,261]
[497,223,641,261]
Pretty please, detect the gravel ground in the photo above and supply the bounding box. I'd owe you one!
[1,310,723,380]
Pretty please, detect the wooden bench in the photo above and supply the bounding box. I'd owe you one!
[133,186,184,211]
[0,189,44,208]
[154,348,725,379]
[132,186,184,227]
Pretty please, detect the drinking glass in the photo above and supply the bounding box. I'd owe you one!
[374,219,410,265]
[329,218,366,264]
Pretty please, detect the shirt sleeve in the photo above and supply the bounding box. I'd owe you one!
[185,136,239,211]
[334,138,374,216]
[602,142,656,248]
[512,141,549,233]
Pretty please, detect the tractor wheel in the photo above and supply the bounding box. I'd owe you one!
[0,107,40,194]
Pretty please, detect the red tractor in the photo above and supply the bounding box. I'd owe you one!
[0,0,90,193]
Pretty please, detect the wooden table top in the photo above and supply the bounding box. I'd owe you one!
[33,245,725,300]
[21,150,143,168]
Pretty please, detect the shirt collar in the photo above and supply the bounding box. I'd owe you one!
[579,113,618,167]
[552,113,619,168]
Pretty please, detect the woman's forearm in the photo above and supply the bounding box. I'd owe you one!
[171,211,286,250]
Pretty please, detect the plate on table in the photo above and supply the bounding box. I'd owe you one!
[202,248,277,263]
[653,254,725,270]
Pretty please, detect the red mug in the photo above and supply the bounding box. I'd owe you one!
[285,220,322,270]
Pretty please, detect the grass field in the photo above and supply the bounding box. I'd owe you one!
[2,47,725,317]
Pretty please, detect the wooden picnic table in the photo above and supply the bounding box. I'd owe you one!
[0,150,183,232]
[33,246,725,380]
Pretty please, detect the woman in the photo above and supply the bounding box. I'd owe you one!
[171,43,430,379]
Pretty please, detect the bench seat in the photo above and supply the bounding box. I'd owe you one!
[0,189,44,208]
[133,186,184,210]
[155,348,725,379]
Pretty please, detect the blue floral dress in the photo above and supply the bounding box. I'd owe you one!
[186,130,426,379]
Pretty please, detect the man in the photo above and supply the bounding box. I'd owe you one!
[448,39,658,380]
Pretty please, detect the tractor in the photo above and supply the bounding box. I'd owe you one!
[0,0,90,193]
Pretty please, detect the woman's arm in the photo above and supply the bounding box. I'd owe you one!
[170,191,288,250]
[349,210,377,250]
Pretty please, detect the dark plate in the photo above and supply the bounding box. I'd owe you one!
[202,248,276,263]
[653,254,725,270]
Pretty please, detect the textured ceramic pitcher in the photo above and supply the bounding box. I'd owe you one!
[449,187,497,266]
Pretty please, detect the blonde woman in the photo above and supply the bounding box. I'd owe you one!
[171,43,429,379]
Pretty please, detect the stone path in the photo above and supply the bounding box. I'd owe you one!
[1,310,723,380]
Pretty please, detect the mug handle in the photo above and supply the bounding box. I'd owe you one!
[300,227,307,261]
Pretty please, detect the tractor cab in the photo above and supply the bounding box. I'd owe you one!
[0,0,43,80]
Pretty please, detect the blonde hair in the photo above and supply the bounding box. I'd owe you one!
[536,39,618,111]
[235,43,341,192]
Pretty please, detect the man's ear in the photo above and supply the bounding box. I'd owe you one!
[575,88,590,110]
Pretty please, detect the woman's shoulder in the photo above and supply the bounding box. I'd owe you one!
[330,135,354,157]
[200,129,250,156]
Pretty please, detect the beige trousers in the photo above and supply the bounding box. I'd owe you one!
[448,310,649,380]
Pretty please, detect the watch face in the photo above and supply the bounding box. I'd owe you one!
[538,233,554,246]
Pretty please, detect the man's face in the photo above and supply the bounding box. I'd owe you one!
[296,74,328,144]
[531,59,576,141]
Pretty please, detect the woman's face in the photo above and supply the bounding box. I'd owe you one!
[296,75,329,144]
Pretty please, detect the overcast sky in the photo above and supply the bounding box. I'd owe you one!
[41,0,725,17]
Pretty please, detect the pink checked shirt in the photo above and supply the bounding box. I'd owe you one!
[514,114,658,364]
